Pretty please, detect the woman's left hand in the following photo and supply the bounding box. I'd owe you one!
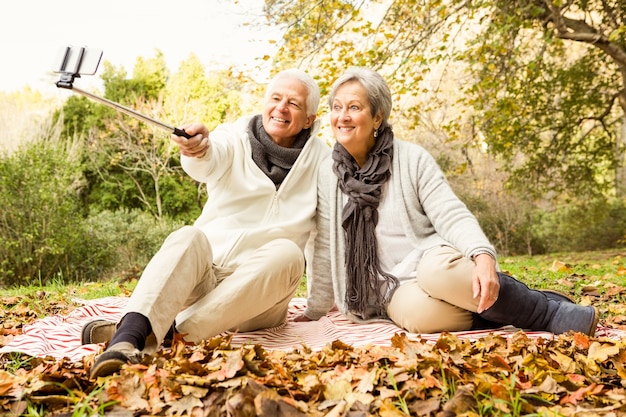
[472,254,500,314]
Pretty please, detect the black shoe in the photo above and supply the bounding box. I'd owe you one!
[90,342,143,378]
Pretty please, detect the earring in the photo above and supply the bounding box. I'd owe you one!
[374,129,378,138]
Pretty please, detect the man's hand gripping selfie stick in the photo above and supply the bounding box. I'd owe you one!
[54,46,192,139]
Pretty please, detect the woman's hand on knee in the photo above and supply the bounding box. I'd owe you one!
[473,254,499,313]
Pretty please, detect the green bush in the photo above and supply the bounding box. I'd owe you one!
[462,191,540,256]
[532,197,626,253]
[83,209,184,280]
[461,188,626,256]
[0,131,185,288]
[0,134,91,287]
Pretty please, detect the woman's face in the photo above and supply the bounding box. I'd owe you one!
[330,80,382,165]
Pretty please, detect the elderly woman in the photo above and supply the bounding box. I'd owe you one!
[297,67,598,336]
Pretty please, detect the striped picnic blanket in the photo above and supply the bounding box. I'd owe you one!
[0,297,621,362]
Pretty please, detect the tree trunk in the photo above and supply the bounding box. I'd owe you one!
[616,82,626,198]
[617,114,626,198]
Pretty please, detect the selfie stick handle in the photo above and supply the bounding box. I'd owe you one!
[56,78,192,139]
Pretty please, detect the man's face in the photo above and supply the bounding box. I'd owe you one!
[262,77,316,147]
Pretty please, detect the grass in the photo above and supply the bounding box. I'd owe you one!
[1,248,624,324]
[499,249,626,294]
[1,277,137,300]
[0,278,137,328]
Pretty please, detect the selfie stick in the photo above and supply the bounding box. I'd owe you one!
[55,47,192,138]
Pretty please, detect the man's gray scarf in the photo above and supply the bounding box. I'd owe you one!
[248,115,310,189]
[332,127,399,319]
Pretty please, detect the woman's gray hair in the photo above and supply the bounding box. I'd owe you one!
[265,69,321,117]
[328,67,393,129]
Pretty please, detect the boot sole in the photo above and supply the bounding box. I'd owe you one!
[90,350,129,378]
[89,343,144,379]
[588,306,600,337]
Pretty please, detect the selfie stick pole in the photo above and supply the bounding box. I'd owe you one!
[54,50,191,138]
[57,81,191,138]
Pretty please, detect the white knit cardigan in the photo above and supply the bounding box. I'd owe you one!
[304,139,496,321]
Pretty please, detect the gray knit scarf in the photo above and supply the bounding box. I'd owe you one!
[332,126,399,319]
[248,115,310,189]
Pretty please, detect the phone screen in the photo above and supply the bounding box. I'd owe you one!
[53,46,103,75]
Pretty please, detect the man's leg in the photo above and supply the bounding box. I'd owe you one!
[90,226,216,378]
[124,225,216,350]
[101,226,215,350]
[175,238,304,343]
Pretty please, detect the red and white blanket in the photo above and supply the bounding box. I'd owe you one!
[0,297,622,362]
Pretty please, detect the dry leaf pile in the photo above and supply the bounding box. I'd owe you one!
[3,330,626,416]
[2,258,626,416]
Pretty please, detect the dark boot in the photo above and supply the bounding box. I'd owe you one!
[478,273,598,336]
[471,314,502,330]
[471,288,576,330]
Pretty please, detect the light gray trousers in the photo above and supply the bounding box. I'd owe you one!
[125,226,303,352]
[387,246,479,333]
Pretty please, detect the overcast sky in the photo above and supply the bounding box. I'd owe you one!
[0,0,277,94]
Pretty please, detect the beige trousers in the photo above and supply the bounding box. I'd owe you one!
[386,246,479,333]
[125,226,303,352]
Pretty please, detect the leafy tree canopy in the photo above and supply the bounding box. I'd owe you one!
[165,54,243,129]
[263,0,626,197]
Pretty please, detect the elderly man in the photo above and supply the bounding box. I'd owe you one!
[86,69,329,378]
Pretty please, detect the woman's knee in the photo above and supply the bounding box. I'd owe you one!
[417,246,468,278]
[387,281,473,333]
[395,306,473,333]
[415,246,477,311]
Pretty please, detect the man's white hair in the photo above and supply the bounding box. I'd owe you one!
[265,69,320,117]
